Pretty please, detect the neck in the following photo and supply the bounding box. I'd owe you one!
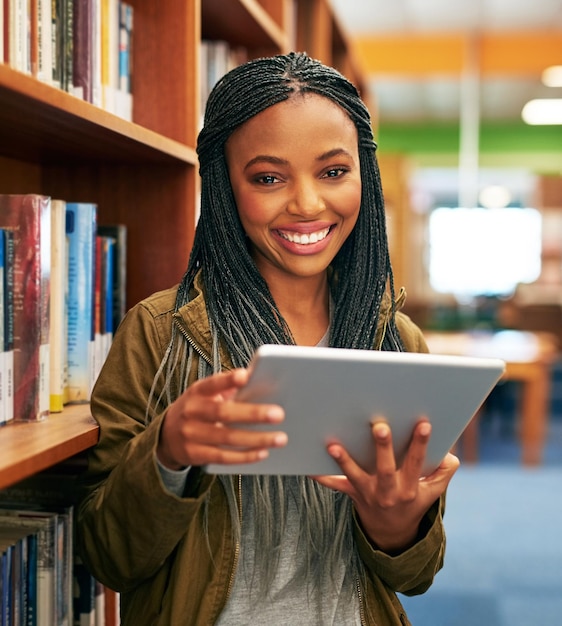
[268,275,331,346]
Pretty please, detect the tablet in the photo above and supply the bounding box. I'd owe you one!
[204,344,505,476]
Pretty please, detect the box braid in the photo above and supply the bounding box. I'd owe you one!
[175,51,404,371]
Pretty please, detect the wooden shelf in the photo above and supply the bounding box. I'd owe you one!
[202,0,289,51]
[0,406,99,490]
[0,64,197,165]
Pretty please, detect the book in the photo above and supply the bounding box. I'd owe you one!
[100,0,118,114]
[49,200,67,413]
[96,224,126,333]
[51,0,64,88]
[116,1,132,120]
[31,0,52,82]
[72,0,94,102]
[93,234,103,381]
[65,202,97,403]
[3,228,15,424]
[0,229,4,425]
[0,511,59,626]
[0,195,50,422]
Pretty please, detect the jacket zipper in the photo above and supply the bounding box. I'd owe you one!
[356,575,367,626]
[174,319,241,605]
[225,475,242,601]
[173,317,213,367]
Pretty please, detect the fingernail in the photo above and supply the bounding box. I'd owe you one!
[374,423,390,438]
[266,407,284,422]
[273,433,288,447]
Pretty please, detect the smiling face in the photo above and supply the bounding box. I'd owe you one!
[225,93,362,289]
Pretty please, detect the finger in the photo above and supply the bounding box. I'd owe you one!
[400,419,432,483]
[212,422,289,451]
[422,452,460,484]
[325,442,365,482]
[193,368,250,398]
[311,474,351,495]
[191,443,271,468]
[371,421,398,489]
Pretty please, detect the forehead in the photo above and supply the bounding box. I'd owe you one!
[227,93,358,149]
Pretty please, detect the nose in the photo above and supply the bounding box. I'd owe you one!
[286,178,325,217]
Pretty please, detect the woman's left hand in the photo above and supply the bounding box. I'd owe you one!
[312,420,460,554]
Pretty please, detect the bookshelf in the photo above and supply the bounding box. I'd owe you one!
[0,0,364,590]
[0,0,363,475]
[0,2,364,623]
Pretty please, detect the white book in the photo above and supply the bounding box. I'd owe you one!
[36,0,53,83]
[49,200,67,412]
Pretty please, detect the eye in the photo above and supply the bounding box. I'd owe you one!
[255,174,280,185]
[323,167,348,179]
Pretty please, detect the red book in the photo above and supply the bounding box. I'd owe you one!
[0,195,50,422]
[73,0,94,102]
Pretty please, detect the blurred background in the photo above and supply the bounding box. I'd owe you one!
[202,3,561,621]
[325,2,562,624]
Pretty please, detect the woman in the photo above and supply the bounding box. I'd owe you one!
[77,52,459,625]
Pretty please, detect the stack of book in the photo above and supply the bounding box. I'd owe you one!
[1,0,134,121]
[0,470,119,625]
[0,194,127,424]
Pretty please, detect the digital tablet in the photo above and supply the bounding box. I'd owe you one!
[204,344,505,476]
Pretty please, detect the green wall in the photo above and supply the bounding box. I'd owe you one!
[376,122,562,172]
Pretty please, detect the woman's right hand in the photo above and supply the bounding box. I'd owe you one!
[156,368,287,470]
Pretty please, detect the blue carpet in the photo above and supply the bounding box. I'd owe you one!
[400,465,562,625]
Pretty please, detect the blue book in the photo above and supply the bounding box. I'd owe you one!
[65,202,97,403]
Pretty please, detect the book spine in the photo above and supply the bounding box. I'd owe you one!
[0,195,50,422]
[36,0,52,83]
[51,0,62,88]
[96,224,126,331]
[72,0,93,102]
[3,229,15,423]
[0,228,5,425]
[61,0,72,93]
[49,200,66,413]
[65,202,96,403]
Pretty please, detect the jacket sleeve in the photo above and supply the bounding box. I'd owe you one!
[76,298,214,593]
[354,495,446,595]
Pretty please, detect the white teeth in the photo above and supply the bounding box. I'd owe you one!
[280,227,329,244]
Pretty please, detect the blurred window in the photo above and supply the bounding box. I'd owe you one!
[429,207,542,297]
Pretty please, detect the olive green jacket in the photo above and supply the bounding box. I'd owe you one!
[77,279,446,626]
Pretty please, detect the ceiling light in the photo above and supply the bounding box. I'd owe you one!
[542,66,562,87]
[479,185,511,209]
[521,99,562,125]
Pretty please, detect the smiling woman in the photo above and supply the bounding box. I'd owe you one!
[77,51,459,626]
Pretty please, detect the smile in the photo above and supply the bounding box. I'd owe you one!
[277,227,330,245]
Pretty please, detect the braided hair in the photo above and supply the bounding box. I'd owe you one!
[176,51,403,370]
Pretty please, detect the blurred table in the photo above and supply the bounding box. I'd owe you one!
[423,330,558,465]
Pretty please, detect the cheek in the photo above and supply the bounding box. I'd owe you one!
[234,188,279,231]
[337,184,362,222]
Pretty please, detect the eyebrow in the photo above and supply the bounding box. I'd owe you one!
[243,148,354,172]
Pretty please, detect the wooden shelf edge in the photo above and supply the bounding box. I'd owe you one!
[202,0,289,51]
[0,64,197,165]
[0,405,100,490]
